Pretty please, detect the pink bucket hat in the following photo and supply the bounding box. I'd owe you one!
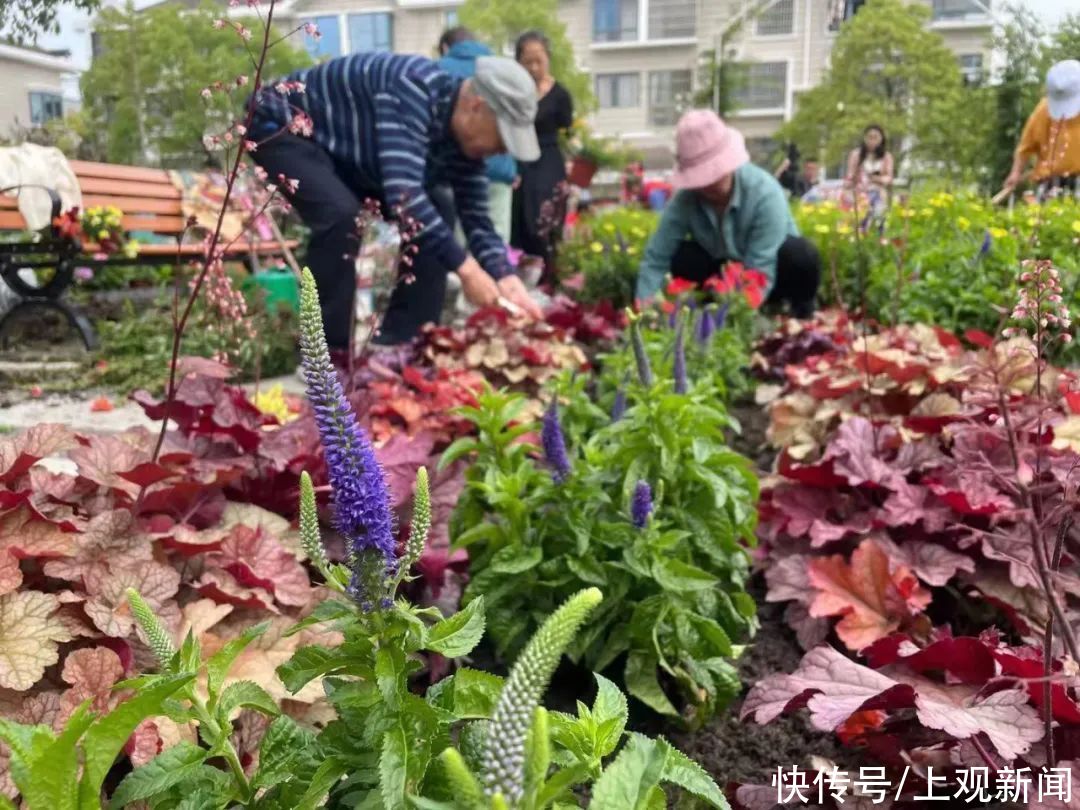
[671,110,750,190]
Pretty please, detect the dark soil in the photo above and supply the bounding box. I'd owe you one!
[668,583,862,792]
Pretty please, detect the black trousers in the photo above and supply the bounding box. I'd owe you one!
[252,132,451,348]
[670,236,820,318]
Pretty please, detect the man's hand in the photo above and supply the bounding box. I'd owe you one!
[457,257,500,308]
[498,275,543,320]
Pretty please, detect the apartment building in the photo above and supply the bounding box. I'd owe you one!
[0,42,79,138]
[261,0,994,163]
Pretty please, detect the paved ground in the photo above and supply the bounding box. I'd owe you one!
[0,372,306,434]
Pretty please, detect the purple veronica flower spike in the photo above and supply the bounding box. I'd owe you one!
[299,268,396,606]
[541,398,572,483]
[979,230,992,258]
[673,314,688,394]
[695,307,714,346]
[631,480,653,528]
[713,301,729,331]
[611,380,628,422]
[630,319,654,387]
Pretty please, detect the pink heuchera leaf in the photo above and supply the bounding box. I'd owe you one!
[212,526,311,608]
[0,423,78,484]
[67,431,156,496]
[43,509,151,583]
[861,634,997,685]
[742,645,1043,762]
[195,567,278,612]
[871,534,975,588]
[878,480,951,534]
[826,418,903,489]
[807,539,932,651]
[83,562,181,638]
[766,485,873,547]
[57,646,125,724]
[0,591,73,690]
[0,507,78,560]
[741,644,916,729]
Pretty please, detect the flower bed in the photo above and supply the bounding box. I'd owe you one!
[735,262,1080,806]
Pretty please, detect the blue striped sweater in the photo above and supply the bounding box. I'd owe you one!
[252,52,508,279]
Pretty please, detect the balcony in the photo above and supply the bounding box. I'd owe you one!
[930,0,991,28]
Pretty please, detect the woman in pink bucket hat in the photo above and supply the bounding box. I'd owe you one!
[636,109,820,317]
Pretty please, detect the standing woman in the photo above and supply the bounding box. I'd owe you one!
[845,124,893,213]
[512,30,573,279]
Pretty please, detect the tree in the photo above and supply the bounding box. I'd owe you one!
[984,4,1048,190]
[775,0,977,180]
[0,0,99,44]
[457,0,594,113]
[80,1,311,168]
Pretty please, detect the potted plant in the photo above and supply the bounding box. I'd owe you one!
[562,120,641,188]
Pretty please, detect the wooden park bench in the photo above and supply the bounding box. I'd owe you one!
[0,160,298,350]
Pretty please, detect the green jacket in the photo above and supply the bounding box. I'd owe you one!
[635,162,798,300]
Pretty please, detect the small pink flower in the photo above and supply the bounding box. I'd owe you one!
[287,113,313,137]
[235,124,247,136]
[212,18,226,29]
[236,74,249,87]
[74,266,93,282]
[201,87,212,100]
[237,25,252,41]
[244,140,258,153]
[304,22,321,39]
[275,82,289,95]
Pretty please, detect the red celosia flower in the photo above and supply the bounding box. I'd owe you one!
[665,277,697,297]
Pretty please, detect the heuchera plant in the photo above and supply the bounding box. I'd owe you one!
[739,262,1080,804]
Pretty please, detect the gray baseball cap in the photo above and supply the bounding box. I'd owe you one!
[472,56,541,162]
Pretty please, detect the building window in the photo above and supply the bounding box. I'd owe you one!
[757,0,795,35]
[648,70,691,126]
[348,12,393,53]
[959,53,984,85]
[648,0,695,39]
[828,0,866,31]
[445,9,459,27]
[29,92,63,126]
[933,0,989,20]
[596,73,640,108]
[305,15,341,59]
[593,0,638,42]
[732,62,787,110]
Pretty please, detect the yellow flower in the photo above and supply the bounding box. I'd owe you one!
[814,224,830,234]
[631,227,646,238]
[1027,217,1038,228]
[603,222,616,233]
[836,223,852,235]
[252,384,296,424]
[1071,220,1080,234]
[900,208,916,218]
[590,242,604,253]
[957,216,970,230]
[988,227,1008,239]
[919,208,933,217]
[98,229,110,240]
[122,239,139,259]
[627,245,638,255]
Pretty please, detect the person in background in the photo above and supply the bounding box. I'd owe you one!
[775,143,809,198]
[797,159,822,202]
[437,26,517,242]
[248,51,543,351]
[636,110,820,319]
[511,30,573,280]
[1004,59,1080,199]
[845,124,893,212]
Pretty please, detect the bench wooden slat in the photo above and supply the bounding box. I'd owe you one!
[83,195,184,215]
[69,160,172,184]
[78,176,181,199]
[107,240,300,258]
[120,215,188,233]
[0,210,29,229]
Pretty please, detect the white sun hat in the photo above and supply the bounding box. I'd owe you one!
[1047,59,1080,122]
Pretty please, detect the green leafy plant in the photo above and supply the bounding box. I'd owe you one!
[446,319,759,725]
[557,208,657,309]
